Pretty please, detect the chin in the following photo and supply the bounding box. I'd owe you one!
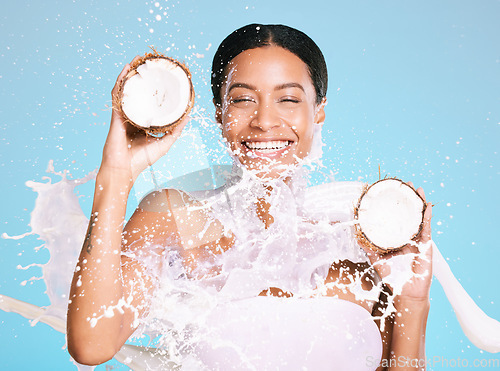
[237,157,302,182]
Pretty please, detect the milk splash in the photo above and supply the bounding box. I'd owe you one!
[2,135,500,370]
[3,161,95,319]
[121,159,386,369]
[0,161,177,370]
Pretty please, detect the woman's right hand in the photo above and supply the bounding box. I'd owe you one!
[99,56,189,189]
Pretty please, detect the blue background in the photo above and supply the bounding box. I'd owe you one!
[1,0,499,369]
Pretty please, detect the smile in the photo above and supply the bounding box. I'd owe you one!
[243,140,292,153]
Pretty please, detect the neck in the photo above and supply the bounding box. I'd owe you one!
[256,196,274,229]
[228,161,308,228]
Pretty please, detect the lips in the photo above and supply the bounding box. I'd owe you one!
[243,140,291,153]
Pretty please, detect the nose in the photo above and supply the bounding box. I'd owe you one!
[249,103,281,131]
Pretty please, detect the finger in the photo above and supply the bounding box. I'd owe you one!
[111,63,131,98]
[419,202,432,243]
[412,250,432,276]
[413,234,433,276]
[370,256,393,281]
[125,121,144,137]
[110,56,145,127]
[407,181,414,189]
[111,55,142,99]
[400,243,418,255]
[416,186,426,202]
[361,244,378,262]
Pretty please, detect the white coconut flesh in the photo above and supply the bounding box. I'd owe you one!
[356,179,425,251]
[121,58,192,128]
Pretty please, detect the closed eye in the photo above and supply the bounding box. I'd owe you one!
[230,96,257,105]
[278,97,301,104]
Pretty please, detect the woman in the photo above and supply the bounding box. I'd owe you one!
[67,24,432,370]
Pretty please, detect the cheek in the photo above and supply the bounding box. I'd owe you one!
[221,119,240,147]
[221,114,239,133]
[293,111,315,137]
[296,121,316,151]
[222,107,254,133]
[298,134,314,153]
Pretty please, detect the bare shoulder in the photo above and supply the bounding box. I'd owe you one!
[138,188,203,212]
[137,189,171,212]
[123,187,233,277]
[123,187,224,252]
[123,189,183,254]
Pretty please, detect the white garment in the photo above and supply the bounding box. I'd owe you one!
[195,296,382,371]
[137,165,382,370]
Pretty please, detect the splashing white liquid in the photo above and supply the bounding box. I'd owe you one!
[431,242,500,353]
[121,161,387,369]
[1,158,499,369]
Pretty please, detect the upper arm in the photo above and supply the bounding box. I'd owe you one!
[118,187,230,329]
[117,190,181,341]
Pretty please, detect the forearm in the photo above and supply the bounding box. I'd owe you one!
[388,296,430,370]
[67,169,133,364]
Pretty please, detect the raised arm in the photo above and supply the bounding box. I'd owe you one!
[388,194,432,370]
[66,58,188,365]
[365,185,433,370]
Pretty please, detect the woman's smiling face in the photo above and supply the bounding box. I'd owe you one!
[217,45,325,179]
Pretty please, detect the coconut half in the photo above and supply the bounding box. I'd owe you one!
[354,178,426,253]
[117,52,195,135]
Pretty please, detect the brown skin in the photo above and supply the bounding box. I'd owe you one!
[67,46,432,369]
[66,56,189,365]
[217,46,326,181]
[364,185,433,370]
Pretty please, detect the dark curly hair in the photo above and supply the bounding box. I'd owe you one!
[211,23,328,106]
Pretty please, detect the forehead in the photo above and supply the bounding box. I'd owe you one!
[223,46,313,92]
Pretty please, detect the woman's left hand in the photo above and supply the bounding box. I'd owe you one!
[361,183,433,300]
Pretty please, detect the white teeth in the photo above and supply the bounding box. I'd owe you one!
[244,141,290,151]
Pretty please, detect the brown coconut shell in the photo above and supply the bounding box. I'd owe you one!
[116,50,195,136]
[353,177,427,254]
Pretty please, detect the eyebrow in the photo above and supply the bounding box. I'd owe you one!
[275,82,305,92]
[227,83,257,93]
[227,82,305,93]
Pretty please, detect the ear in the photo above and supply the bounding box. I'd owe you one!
[314,97,327,124]
[213,98,222,124]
